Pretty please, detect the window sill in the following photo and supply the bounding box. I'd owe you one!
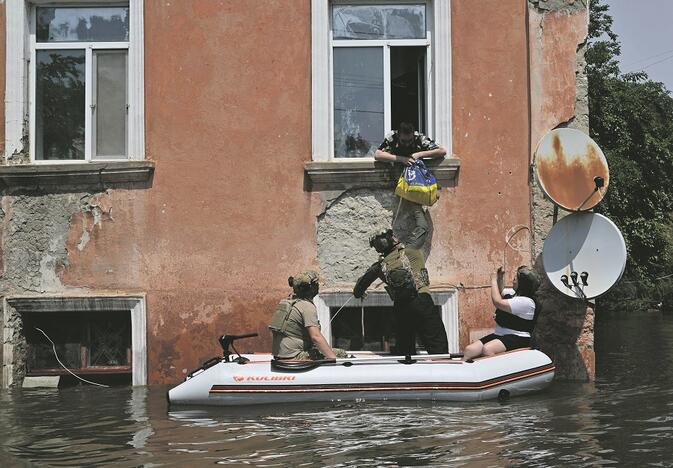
[27,367,132,376]
[304,157,460,191]
[0,160,155,193]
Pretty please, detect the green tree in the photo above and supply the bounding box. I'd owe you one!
[588,0,673,310]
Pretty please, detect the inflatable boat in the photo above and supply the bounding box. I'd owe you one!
[168,334,555,406]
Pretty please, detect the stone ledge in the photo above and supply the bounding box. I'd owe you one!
[304,157,460,191]
[5,294,145,313]
[0,160,155,192]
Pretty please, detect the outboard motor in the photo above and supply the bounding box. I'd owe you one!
[219,333,258,363]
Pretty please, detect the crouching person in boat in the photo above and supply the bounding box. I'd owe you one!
[463,266,541,360]
[269,270,348,361]
[353,205,449,356]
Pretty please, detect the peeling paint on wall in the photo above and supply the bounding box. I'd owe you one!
[0,193,94,294]
[317,189,434,286]
[530,0,588,14]
[0,190,118,386]
[527,0,593,381]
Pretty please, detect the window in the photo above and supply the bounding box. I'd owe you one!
[330,305,443,352]
[315,291,459,353]
[3,295,147,388]
[24,311,132,381]
[311,0,451,162]
[31,6,130,161]
[332,3,429,158]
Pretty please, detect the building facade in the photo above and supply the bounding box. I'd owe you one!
[1,0,591,387]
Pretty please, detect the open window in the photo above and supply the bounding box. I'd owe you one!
[331,3,431,158]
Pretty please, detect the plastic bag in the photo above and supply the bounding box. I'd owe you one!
[394,160,439,206]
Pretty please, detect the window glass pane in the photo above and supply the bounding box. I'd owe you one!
[332,4,426,40]
[36,50,85,161]
[88,313,131,367]
[25,312,83,370]
[391,46,426,133]
[333,47,384,158]
[95,51,128,159]
[37,7,130,42]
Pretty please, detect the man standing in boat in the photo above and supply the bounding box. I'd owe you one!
[269,270,347,360]
[353,206,449,356]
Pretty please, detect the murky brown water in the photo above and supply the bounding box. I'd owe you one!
[2,310,673,467]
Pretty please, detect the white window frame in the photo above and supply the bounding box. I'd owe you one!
[312,0,451,162]
[315,290,459,353]
[5,0,145,163]
[3,294,147,388]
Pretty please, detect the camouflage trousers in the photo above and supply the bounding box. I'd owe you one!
[294,348,348,360]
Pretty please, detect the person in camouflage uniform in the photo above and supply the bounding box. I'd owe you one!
[269,270,347,360]
[375,121,446,167]
[353,206,449,356]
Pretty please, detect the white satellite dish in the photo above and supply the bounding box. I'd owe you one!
[534,128,610,211]
[542,212,626,299]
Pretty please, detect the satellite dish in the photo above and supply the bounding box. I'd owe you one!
[542,212,626,299]
[534,128,609,211]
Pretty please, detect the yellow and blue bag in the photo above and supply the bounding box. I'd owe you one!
[394,160,439,206]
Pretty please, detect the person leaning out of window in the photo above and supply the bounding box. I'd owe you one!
[374,122,447,167]
[463,266,541,360]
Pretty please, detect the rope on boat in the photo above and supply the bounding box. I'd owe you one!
[34,327,110,388]
[330,295,356,323]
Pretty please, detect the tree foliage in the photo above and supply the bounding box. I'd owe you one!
[588,1,673,310]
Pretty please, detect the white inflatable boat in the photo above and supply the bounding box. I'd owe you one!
[168,334,555,406]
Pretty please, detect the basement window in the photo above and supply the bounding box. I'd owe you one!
[315,290,460,353]
[330,304,443,352]
[23,311,132,380]
[3,295,146,388]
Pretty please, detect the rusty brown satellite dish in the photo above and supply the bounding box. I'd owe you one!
[534,128,609,211]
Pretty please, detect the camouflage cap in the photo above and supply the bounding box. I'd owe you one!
[292,270,319,288]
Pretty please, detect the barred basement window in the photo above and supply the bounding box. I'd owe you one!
[24,311,132,382]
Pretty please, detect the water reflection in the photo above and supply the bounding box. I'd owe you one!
[1,311,673,466]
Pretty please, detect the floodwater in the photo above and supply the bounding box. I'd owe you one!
[2,310,673,467]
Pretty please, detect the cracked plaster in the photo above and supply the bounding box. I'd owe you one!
[0,190,112,386]
[317,189,434,287]
[528,1,593,380]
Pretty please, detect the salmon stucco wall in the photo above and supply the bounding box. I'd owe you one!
[0,0,591,385]
[449,0,533,348]
[64,0,320,382]
[527,0,594,381]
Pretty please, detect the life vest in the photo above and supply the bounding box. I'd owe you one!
[380,246,430,301]
[494,309,535,333]
[268,298,304,338]
[493,293,537,333]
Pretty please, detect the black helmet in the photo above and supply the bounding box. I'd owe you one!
[369,229,395,254]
